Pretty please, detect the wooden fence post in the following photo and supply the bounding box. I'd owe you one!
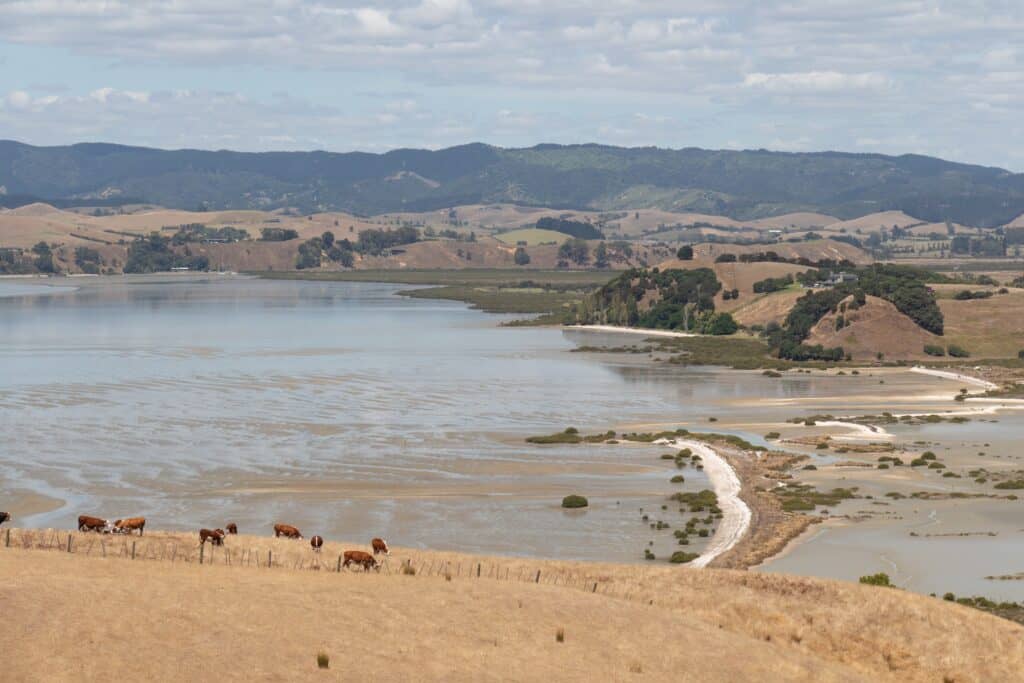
[477,563,481,577]
[268,550,272,568]
[67,535,73,553]
[131,542,136,560]
[199,543,205,565]
[535,570,541,583]
[592,583,598,593]
[5,529,9,548]
[337,555,342,573]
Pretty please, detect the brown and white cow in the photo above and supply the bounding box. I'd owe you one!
[78,515,109,533]
[371,537,389,555]
[273,523,302,539]
[310,535,323,552]
[114,517,146,536]
[225,523,238,535]
[199,528,225,546]
[342,550,378,571]
[0,512,9,526]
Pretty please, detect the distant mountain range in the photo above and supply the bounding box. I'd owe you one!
[2,140,1023,227]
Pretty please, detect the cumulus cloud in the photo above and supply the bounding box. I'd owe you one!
[0,1,1020,167]
[743,71,891,92]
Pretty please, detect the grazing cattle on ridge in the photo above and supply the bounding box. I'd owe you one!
[310,535,323,552]
[78,515,109,533]
[342,550,378,571]
[199,528,225,546]
[273,523,302,539]
[225,523,238,535]
[371,538,389,555]
[0,512,9,526]
[114,517,146,536]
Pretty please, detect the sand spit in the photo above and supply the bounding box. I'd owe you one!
[814,420,894,441]
[565,324,699,338]
[910,366,1000,391]
[656,439,752,568]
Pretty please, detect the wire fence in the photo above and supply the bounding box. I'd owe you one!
[1,527,631,598]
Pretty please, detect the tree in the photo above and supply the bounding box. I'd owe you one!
[677,245,693,260]
[32,241,56,273]
[513,247,531,266]
[594,242,609,268]
[559,238,589,265]
[296,238,323,269]
[321,231,335,249]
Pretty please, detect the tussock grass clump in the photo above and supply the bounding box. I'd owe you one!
[402,562,416,576]
[765,432,781,440]
[670,475,685,484]
[561,494,589,509]
[994,480,1024,490]
[317,652,330,669]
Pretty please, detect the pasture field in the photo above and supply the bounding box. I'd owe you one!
[940,287,1024,359]
[2,529,1023,682]
[494,228,571,245]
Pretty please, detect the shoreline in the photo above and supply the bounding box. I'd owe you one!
[564,324,701,338]
[910,365,1000,391]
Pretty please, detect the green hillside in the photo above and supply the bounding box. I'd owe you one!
[2,140,1023,226]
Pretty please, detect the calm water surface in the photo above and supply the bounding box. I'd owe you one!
[4,276,1021,587]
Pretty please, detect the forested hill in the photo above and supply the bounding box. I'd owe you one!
[1,140,1023,226]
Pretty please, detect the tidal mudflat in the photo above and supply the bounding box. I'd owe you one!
[3,275,1023,597]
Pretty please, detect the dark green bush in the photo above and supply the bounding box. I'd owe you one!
[561,495,589,508]
[670,551,699,564]
[859,573,892,587]
[948,345,970,358]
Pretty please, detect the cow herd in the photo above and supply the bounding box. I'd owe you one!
[17,512,393,572]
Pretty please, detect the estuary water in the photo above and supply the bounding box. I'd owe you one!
[4,274,1022,587]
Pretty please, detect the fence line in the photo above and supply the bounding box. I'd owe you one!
[0,528,628,600]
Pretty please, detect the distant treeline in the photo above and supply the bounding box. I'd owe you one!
[294,226,421,269]
[171,224,249,244]
[536,217,605,240]
[124,234,209,273]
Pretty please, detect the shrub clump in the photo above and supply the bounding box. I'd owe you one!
[670,551,699,564]
[561,494,589,508]
[859,573,893,587]
[948,344,970,358]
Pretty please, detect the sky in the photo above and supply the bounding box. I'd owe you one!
[0,1,1021,170]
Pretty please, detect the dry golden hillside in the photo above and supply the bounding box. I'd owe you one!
[806,294,939,361]
[2,529,1022,682]
[823,211,923,233]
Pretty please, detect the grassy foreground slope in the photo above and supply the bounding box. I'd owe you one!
[3,532,1023,681]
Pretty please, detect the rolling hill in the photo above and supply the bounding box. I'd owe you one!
[2,140,1023,226]
[3,533,1023,682]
